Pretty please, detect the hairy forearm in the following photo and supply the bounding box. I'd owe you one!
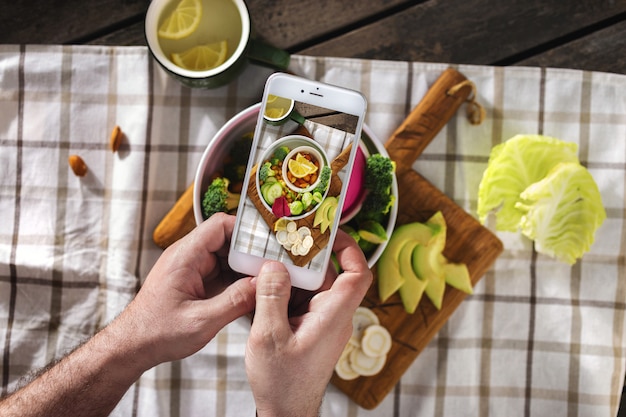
[0,312,151,417]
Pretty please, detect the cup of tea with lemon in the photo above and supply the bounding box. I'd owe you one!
[263,94,306,125]
[145,0,290,88]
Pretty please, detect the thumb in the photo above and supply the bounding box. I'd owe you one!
[202,276,256,332]
[251,261,292,341]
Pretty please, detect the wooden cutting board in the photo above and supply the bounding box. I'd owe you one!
[329,68,503,409]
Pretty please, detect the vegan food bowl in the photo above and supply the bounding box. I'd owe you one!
[193,103,397,267]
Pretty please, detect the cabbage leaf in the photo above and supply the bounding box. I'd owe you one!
[514,162,606,265]
[477,135,579,231]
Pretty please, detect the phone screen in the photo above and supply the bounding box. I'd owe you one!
[231,78,365,285]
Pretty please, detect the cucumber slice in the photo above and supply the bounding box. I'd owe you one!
[261,182,283,205]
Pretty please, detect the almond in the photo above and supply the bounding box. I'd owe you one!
[68,154,88,177]
[109,125,123,152]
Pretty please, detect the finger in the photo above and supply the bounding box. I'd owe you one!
[318,232,372,312]
[168,213,236,279]
[250,262,292,342]
[201,276,256,332]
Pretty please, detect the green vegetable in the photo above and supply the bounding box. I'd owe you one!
[312,191,323,203]
[313,165,331,195]
[259,161,275,182]
[477,134,606,264]
[202,177,241,219]
[289,201,304,215]
[356,154,396,222]
[261,182,283,206]
[364,154,395,195]
[477,134,579,231]
[301,192,313,209]
[515,162,606,265]
[273,145,290,161]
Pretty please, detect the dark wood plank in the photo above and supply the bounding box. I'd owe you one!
[0,0,148,44]
[299,0,626,71]
[87,22,147,46]
[515,20,626,75]
[245,0,415,50]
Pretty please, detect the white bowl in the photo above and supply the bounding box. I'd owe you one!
[256,135,330,220]
[193,103,398,268]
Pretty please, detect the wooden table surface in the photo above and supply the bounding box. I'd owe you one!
[1,0,625,75]
[2,0,626,414]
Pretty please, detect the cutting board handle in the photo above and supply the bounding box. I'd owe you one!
[385,68,474,173]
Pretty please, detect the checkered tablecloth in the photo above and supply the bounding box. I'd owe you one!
[1,44,625,417]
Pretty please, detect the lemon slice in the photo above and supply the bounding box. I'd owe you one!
[267,94,279,104]
[288,155,316,179]
[265,107,285,119]
[158,0,202,40]
[295,153,318,173]
[171,41,228,71]
[274,218,289,232]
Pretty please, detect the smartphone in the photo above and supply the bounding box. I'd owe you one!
[228,73,367,290]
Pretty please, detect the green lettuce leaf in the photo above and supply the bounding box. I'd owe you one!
[514,162,606,265]
[477,134,579,231]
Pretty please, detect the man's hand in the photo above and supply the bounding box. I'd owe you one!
[245,230,372,417]
[0,213,256,417]
[125,212,256,368]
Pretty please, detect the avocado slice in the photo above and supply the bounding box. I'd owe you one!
[397,241,428,313]
[377,222,433,303]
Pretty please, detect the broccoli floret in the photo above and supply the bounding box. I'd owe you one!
[202,177,241,219]
[259,161,275,182]
[356,154,396,222]
[364,154,395,195]
[313,165,332,195]
[273,145,290,161]
[358,192,396,222]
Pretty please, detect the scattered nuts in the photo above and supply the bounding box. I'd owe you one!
[109,125,123,152]
[68,154,88,177]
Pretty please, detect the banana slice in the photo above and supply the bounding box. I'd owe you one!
[286,221,297,233]
[349,348,386,376]
[361,324,392,358]
[276,230,288,245]
[351,307,380,341]
[335,307,392,380]
[335,355,360,381]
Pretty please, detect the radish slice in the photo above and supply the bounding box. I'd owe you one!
[361,324,392,358]
[349,348,386,376]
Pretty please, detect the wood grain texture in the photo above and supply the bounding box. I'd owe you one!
[329,68,503,409]
[152,182,196,249]
[299,0,626,70]
[385,68,473,172]
[515,19,626,75]
[0,0,148,44]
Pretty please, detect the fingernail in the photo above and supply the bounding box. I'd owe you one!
[260,261,287,273]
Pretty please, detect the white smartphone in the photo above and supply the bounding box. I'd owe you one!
[228,73,367,290]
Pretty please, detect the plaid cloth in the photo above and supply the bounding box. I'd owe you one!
[0,44,625,417]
